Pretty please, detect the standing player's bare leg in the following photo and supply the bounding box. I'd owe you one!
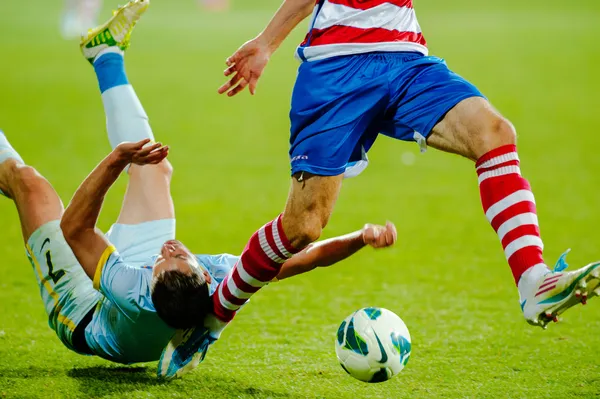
[0,133,64,242]
[211,174,343,322]
[427,96,600,326]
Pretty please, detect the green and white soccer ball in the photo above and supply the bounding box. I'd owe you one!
[335,307,411,383]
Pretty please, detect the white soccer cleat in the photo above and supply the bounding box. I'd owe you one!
[80,0,149,63]
[522,252,600,328]
[157,326,216,379]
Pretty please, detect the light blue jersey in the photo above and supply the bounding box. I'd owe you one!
[85,247,238,364]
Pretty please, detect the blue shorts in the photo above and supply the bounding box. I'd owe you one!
[289,52,484,176]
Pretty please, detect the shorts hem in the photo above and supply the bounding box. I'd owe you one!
[290,163,346,177]
[421,93,487,138]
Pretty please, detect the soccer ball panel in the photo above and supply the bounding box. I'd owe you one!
[335,307,411,383]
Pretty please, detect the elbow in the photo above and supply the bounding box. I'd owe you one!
[302,0,314,16]
[295,0,314,17]
[60,217,82,243]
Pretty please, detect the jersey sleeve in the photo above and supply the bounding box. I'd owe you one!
[93,245,145,319]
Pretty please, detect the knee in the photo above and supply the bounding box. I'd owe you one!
[491,116,517,145]
[129,159,173,182]
[11,164,45,194]
[156,159,173,181]
[282,211,328,249]
[478,116,517,157]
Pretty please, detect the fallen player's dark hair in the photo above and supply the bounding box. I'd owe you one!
[151,269,210,329]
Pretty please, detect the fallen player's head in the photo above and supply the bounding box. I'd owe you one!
[151,239,212,329]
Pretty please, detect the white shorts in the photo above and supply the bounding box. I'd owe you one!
[27,218,176,352]
[105,218,176,267]
[26,220,101,352]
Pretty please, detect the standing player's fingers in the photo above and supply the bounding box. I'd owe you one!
[224,66,236,77]
[228,79,249,96]
[218,73,242,94]
[248,73,260,95]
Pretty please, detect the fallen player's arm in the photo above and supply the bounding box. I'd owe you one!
[61,140,168,280]
[275,222,397,281]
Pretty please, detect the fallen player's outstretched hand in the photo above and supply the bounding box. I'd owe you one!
[115,139,169,166]
[362,222,397,249]
[217,37,271,97]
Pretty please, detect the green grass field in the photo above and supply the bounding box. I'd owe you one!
[1,0,600,397]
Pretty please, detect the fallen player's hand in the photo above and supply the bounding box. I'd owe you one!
[115,139,169,166]
[217,37,271,97]
[362,222,397,249]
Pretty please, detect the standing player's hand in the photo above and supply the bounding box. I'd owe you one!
[362,222,397,249]
[114,139,169,166]
[217,37,271,97]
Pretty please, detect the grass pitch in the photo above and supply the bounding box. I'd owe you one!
[1,0,599,398]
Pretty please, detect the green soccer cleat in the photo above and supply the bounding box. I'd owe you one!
[522,251,600,328]
[80,0,149,64]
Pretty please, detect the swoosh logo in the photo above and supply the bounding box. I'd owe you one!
[374,331,388,364]
[41,238,51,251]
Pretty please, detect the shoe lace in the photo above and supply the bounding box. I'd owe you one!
[553,248,571,272]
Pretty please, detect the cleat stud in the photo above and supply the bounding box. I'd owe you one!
[545,312,553,318]
[575,290,581,298]
[579,281,588,289]
[594,288,600,296]
[582,298,587,305]
[553,316,558,323]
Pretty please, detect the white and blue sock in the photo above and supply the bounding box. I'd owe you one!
[0,131,25,197]
[93,49,155,149]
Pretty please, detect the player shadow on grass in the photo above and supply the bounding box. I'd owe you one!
[67,366,302,398]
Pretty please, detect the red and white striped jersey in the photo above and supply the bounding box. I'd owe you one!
[296,0,427,62]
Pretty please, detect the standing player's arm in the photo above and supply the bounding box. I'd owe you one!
[217,0,315,97]
[60,140,168,280]
[275,222,398,281]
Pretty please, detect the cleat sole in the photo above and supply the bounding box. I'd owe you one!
[531,261,600,329]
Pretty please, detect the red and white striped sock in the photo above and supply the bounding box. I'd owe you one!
[476,145,549,290]
[212,214,300,323]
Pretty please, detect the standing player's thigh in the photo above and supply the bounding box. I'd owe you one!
[116,160,174,225]
[289,55,389,177]
[384,56,485,152]
[428,97,515,161]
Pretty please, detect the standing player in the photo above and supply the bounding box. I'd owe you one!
[207,0,600,354]
[1,0,396,374]
[165,0,600,378]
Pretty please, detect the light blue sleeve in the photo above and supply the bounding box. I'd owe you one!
[94,248,145,320]
[195,253,240,296]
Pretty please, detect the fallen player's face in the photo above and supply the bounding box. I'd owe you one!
[153,240,202,278]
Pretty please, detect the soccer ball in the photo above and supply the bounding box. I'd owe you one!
[335,307,411,383]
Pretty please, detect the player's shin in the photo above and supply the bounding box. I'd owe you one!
[212,214,301,323]
[476,145,551,299]
[93,53,155,149]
